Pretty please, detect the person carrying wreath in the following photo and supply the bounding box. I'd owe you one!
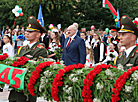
[8,16,48,102]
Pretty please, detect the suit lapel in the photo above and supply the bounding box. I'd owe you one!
[68,36,77,50]
[64,37,69,49]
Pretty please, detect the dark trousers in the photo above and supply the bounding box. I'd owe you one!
[8,90,37,102]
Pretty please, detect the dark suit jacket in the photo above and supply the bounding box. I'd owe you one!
[39,34,49,48]
[62,35,86,66]
[76,31,81,37]
[60,33,66,48]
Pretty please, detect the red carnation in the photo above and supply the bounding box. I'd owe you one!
[46,47,51,50]
[110,50,114,52]
[58,45,62,48]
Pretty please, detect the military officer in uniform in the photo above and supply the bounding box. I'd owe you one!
[8,16,48,102]
[17,16,47,60]
[114,15,138,70]
[109,26,120,43]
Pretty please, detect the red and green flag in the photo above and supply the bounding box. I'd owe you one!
[103,0,118,18]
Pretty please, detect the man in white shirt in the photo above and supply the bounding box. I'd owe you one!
[114,15,138,69]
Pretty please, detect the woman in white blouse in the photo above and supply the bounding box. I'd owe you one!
[48,29,60,60]
[3,34,14,57]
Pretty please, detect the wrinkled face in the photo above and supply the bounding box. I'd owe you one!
[67,26,76,37]
[26,31,40,42]
[80,33,86,40]
[3,36,9,44]
[119,32,134,48]
[50,32,56,39]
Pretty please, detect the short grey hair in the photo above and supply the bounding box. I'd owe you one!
[73,22,78,28]
[68,25,77,31]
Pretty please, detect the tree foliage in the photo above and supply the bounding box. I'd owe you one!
[0,0,138,31]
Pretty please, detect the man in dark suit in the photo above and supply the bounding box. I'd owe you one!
[39,32,49,48]
[60,28,67,48]
[73,23,80,36]
[62,25,86,66]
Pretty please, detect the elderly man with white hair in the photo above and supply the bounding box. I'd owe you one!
[73,22,81,36]
[62,25,86,66]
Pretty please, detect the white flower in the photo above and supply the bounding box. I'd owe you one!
[69,74,75,80]
[52,64,59,69]
[105,69,116,77]
[96,83,103,90]
[84,66,90,69]
[131,71,138,81]
[125,100,131,102]
[72,77,78,83]
[65,85,68,88]
[68,96,72,101]
[125,86,134,93]
[66,87,72,94]
[60,60,64,64]
[44,70,52,77]
[117,64,124,71]
[23,68,28,72]
[76,70,83,74]
[93,98,101,102]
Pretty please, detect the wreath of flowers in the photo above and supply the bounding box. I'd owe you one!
[12,56,29,67]
[0,53,9,61]
[28,61,54,96]
[81,64,114,102]
[111,66,138,102]
[51,63,84,102]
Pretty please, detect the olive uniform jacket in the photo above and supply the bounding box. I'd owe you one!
[17,42,47,61]
[114,46,138,70]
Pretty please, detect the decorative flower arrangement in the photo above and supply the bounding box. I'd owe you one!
[28,61,54,96]
[51,63,85,102]
[54,45,62,61]
[0,53,9,61]
[12,56,29,67]
[0,56,138,102]
[111,66,138,102]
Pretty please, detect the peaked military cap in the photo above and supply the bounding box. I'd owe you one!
[109,26,119,32]
[26,16,46,33]
[118,15,138,36]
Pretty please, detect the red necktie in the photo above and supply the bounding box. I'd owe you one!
[66,38,71,50]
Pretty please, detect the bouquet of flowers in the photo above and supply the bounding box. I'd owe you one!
[54,45,62,61]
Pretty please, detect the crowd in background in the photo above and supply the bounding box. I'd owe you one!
[0,23,138,66]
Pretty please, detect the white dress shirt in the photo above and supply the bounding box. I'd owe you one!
[125,45,136,58]
[3,42,14,57]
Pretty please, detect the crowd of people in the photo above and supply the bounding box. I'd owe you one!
[0,23,133,66]
[0,15,138,102]
[0,22,129,66]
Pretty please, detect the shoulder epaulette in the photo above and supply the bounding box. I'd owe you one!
[37,44,44,49]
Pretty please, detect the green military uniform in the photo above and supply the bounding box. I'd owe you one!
[115,46,138,70]
[17,42,47,61]
[9,16,47,102]
[114,15,138,70]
